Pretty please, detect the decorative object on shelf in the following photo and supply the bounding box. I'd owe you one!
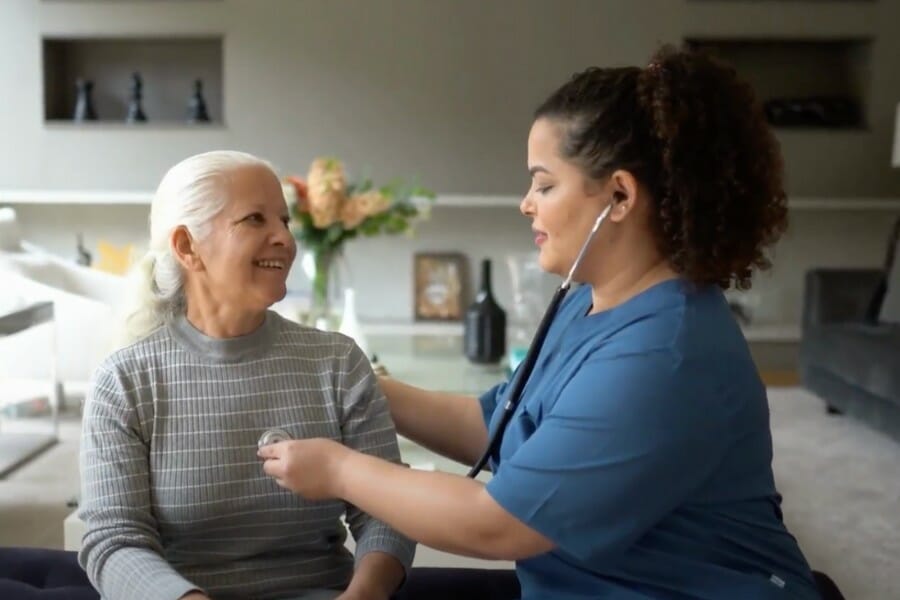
[125,72,147,123]
[506,252,543,373]
[863,215,900,324]
[724,288,761,327]
[72,78,97,122]
[463,258,506,365]
[0,207,23,252]
[413,252,466,321]
[763,96,861,128]
[892,101,900,168]
[187,78,211,123]
[75,233,92,267]
[369,354,389,378]
[283,157,435,327]
[338,288,370,357]
[727,302,752,325]
[94,240,134,275]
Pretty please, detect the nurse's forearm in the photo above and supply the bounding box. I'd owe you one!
[335,450,554,561]
[377,376,488,466]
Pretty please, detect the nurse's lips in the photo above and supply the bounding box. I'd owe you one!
[533,228,548,246]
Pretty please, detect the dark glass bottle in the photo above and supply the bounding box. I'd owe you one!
[464,259,506,364]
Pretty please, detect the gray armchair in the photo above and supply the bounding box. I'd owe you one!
[799,268,900,442]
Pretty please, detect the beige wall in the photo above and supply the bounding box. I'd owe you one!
[0,0,683,192]
[2,0,898,194]
[2,0,899,324]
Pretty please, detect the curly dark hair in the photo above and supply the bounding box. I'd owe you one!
[534,44,788,290]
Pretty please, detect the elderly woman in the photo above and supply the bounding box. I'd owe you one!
[72,150,413,600]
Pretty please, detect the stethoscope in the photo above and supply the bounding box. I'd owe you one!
[258,201,617,478]
[258,428,292,448]
[467,201,616,478]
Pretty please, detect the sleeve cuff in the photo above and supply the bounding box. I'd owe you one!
[354,525,416,575]
[479,383,506,427]
[92,548,204,600]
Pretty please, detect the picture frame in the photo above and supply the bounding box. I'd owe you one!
[413,252,467,321]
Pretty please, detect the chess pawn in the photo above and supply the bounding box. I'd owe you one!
[73,79,97,122]
[75,233,92,267]
[126,72,147,123]
[186,79,211,123]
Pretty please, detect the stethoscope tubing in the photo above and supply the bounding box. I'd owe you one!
[467,202,614,478]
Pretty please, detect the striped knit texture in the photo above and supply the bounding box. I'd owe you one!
[78,311,415,600]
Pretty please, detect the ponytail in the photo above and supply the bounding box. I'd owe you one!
[116,252,162,347]
[534,44,788,290]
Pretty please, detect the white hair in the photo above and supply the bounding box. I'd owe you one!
[118,150,276,346]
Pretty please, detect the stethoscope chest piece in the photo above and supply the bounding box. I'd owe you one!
[258,428,293,448]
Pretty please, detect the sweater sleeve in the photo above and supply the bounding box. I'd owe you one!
[78,363,203,600]
[336,340,416,573]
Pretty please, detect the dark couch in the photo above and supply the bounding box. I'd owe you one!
[800,267,900,442]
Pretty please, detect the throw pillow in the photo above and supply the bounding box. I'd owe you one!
[0,207,22,252]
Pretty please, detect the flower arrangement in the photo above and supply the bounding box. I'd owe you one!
[283,157,435,322]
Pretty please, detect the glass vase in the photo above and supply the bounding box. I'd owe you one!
[302,245,345,329]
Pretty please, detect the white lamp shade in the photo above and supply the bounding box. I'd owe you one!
[894,102,900,168]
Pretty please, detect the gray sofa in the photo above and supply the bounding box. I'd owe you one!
[799,267,900,443]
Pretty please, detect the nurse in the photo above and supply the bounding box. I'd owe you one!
[260,45,822,599]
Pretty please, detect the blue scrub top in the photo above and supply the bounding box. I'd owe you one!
[480,279,819,599]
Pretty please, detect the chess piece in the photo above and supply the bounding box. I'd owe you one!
[75,233,92,267]
[73,79,97,122]
[126,72,147,123]
[186,79,211,123]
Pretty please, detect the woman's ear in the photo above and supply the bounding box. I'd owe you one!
[606,170,639,222]
[170,225,204,272]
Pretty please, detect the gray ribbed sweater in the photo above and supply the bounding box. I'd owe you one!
[78,311,415,600]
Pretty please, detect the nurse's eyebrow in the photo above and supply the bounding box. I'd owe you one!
[529,165,550,176]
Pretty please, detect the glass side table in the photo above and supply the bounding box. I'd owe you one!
[0,301,61,477]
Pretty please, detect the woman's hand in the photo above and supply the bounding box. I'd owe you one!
[178,592,210,600]
[258,438,351,500]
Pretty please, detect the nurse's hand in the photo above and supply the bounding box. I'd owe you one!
[258,438,351,500]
